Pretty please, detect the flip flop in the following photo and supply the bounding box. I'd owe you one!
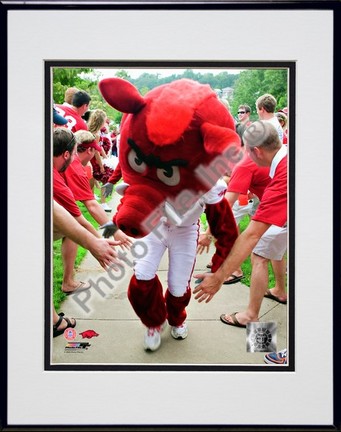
[53,312,76,338]
[62,281,91,295]
[264,289,287,304]
[220,312,246,328]
[223,274,243,285]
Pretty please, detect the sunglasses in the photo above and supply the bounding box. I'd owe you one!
[238,111,246,114]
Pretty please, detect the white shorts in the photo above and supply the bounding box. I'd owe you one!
[232,197,260,225]
[252,224,287,261]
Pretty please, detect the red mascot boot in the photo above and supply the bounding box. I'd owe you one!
[165,287,191,340]
[127,274,167,351]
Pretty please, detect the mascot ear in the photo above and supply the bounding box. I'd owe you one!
[200,122,241,154]
[98,77,146,113]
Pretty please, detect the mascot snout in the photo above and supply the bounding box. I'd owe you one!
[115,184,165,238]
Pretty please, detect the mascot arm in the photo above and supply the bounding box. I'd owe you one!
[205,198,238,273]
[108,163,122,185]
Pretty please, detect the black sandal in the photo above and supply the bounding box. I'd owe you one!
[53,312,76,338]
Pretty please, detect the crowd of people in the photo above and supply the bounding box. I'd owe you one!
[52,88,130,336]
[195,94,288,364]
[52,85,288,365]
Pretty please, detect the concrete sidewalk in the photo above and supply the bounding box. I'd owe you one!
[52,194,287,367]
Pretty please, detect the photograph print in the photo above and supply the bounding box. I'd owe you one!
[48,62,292,371]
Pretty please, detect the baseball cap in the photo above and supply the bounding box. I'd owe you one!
[278,107,288,115]
[276,112,288,124]
[78,140,102,152]
[53,108,68,125]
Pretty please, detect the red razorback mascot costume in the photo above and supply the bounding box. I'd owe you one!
[99,77,241,351]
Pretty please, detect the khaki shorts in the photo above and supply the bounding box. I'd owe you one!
[253,224,287,261]
[232,197,260,225]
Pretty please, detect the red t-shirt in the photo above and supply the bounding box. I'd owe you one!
[252,156,287,227]
[62,155,95,201]
[227,154,270,200]
[55,104,88,132]
[53,167,81,217]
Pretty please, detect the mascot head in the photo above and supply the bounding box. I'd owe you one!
[99,77,241,238]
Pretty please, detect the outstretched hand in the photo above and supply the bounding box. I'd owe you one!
[91,238,122,271]
[114,229,133,250]
[101,182,114,198]
[192,272,224,303]
[197,233,212,254]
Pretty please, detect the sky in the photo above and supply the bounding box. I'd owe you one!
[95,68,244,79]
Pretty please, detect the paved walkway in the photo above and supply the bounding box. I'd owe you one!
[52,194,287,368]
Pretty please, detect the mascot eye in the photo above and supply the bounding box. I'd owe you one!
[128,150,147,173]
[156,166,180,186]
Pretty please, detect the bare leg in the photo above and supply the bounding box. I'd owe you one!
[53,308,76,330]
[222,252,268,325]
[244,253,269,320]
[61,237,79,292]
[53,309,60,324]
[100,187,106,204]
[267,257,287,301]
[89,177,95,191]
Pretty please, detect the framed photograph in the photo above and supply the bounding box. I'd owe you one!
[4,1,339,430]
[47,61,293,372]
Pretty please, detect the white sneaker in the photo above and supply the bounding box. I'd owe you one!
[264,348,287,365]
[143,321,167,352]
[101,203,112,212]
[170,322,188,340]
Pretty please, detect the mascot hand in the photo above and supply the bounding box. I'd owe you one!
[100,221,119,238]
[101,182,114,198]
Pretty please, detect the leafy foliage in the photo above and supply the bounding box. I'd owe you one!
[231,69,288,119]
[128,69,239,95]
[53,68,94,103]
[53,68,123,126]
[53,66,287,127]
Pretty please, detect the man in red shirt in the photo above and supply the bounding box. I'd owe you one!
[62,130,132,248]
[53,128,104,294]
[54,129,91,221]
[224,152,287,298]
[193,121,287,328]
[55,90,91,132]
[197,154,271,283]
[53,199,121,337]
[221,153,272,283]
[227,153,270,203]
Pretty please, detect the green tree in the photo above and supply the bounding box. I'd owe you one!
[231,69,288,119]
[53,68,95,103]
[115,69,131,79]
[214,71,238,89]
[53,67,123,126]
